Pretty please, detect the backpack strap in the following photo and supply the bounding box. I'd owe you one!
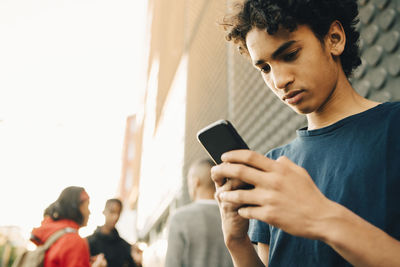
[42,227,76,251]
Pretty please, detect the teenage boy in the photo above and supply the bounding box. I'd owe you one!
[211,0,400,266]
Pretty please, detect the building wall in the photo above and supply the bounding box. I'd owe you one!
[118,115,141,205]
[134,2,230,265]
[182,0,229,204]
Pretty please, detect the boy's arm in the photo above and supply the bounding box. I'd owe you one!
[318,200,400,267]
[213,150,400,267]
[258,243,269,266]
[225,236,266,267]
[214,176,266,267]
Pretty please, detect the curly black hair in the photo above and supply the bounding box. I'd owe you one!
[222,0,361,77]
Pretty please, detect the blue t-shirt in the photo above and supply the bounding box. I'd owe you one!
[248,102,400,266]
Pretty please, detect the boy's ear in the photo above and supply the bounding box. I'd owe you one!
[326,20,346,56]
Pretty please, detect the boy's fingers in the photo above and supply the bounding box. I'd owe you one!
[237,206,266,220]
[212,162,266,186]
[221,150,278,172]
[220,189,261,206]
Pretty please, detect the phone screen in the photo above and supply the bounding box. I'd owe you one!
[197,120,249,164]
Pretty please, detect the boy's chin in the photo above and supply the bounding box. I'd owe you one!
[287,102,315,115]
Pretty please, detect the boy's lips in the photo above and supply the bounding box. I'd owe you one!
[282,89,305,104]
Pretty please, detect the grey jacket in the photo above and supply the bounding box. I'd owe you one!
[165,200,233,267]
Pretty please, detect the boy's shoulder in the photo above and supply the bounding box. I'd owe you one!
[374,102,400,125]
[265,101,400,159]
[376,101,400,112]
[356,102,400,126]
[265,142,294,160]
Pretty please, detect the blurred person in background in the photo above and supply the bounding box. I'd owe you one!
[164,159,233,267]
[87,198,136,267]
[30,186,106,267]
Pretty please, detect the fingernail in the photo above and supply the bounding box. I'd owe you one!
[221,153,227,161]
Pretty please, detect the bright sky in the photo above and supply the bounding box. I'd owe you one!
[0,0,148,239]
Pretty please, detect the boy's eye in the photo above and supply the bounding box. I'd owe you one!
[260,64,271,74]
[283,50,299,61]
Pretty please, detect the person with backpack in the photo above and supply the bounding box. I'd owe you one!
[14,186,106,267]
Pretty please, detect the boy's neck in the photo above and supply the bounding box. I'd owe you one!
[306,73,380,130]
[100,224,114,235]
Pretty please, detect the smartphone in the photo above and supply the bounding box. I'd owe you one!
[197,119,249,165]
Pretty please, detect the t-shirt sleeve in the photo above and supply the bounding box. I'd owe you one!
[248,219,270,244]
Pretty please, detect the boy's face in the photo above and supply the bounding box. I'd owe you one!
[245,24,340,115]
[103,202,122,228]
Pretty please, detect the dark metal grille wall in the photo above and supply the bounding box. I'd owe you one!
[228,0,400,156]
[352,0,400,101]
[149,0,185,131]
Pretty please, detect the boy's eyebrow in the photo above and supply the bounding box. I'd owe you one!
[254,40,298,67]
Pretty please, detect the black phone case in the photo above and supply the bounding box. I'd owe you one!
[197,120,249,164]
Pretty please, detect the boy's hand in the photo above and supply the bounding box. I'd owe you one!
[212,149,333,240]
[213,177,250,248]
[91,253,107,267]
